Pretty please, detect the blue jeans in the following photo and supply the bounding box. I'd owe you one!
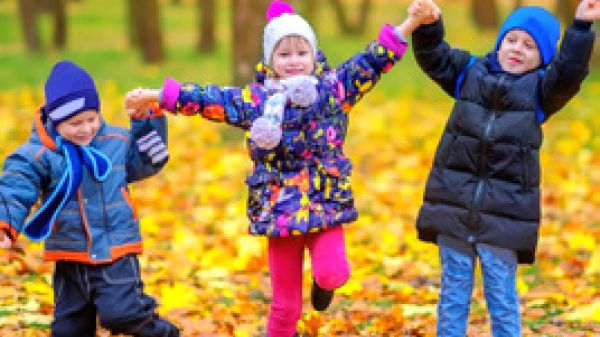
[436,235,521,337]
[50,254,178,337]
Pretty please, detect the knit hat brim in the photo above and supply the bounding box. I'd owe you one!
[44,61,100,124]
[494,6,560,66]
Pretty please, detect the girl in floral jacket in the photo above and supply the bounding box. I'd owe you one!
[127,1,438,335]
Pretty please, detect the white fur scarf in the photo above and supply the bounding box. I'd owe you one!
[249,75,318,150]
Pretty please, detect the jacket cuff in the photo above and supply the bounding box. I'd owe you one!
[0,221,18,243]
[377,24,408,58]
[412,19,444,51]
[160,77,182,112]
[572,19,593,31]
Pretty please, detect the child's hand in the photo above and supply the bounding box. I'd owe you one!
[125,88,160,117]
[576,0,600,21]
[409,0,441,26]
[396,0,441,37]
[0,230,12,249]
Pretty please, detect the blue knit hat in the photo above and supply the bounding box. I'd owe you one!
[494,6,561,66]
[44,60,100,124]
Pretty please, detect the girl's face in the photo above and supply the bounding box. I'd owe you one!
[56,109,100,146]
[497,29,542,74]
[270,36,315,79]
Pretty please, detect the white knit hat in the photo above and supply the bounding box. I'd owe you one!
[263,1,317,65]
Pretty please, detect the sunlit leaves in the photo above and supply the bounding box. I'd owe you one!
[0,81,599,336]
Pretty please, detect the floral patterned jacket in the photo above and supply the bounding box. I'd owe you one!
[160,26,407,237]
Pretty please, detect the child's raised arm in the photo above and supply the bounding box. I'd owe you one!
[397,0,441,37]
[576,0,600,21]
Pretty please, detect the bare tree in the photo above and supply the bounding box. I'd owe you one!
[48,0,66,49]
[232,0,269,85]
[18,0,67,52]
[18,0,40,52]
[198,0,216,52]
[128,0,142,47]
[330,0,371,35]
[471,0,498,28]
[128,0,164,63]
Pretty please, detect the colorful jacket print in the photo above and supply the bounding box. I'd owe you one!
[0,110,168,264]
[161,29,407,237]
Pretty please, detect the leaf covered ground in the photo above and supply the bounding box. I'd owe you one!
[0,82,599,336]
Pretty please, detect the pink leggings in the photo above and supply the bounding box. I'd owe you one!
[267,226,350,337]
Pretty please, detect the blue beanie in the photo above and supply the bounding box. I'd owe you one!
[44,60,100,124]
[494,6,561,66]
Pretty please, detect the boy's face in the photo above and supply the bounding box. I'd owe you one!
[271,36,315,79]
[55,109,100,146]
[497,29,542,75]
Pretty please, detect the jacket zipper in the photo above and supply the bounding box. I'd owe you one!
[469,74,504,228]
[99,181,109,252]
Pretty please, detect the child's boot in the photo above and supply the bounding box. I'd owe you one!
[311,280,334,311]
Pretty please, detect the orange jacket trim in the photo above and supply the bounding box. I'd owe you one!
[0,221,18,243]
[35,107,57,151]
[43,242,143,264]
[121,187,139,221]
[96,134,130,144]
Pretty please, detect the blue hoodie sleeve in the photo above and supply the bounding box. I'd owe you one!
[0,145,46,242]
[412,19,474,98]
[126,114,169,183]
[539,21,596,120]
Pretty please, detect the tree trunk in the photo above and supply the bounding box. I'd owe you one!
[18,0,40,52]
[127,0,142,47]
[49,0,66,49]
[330,0,371,35]
[232,0,268,85]
[131,0,164,63]
[198,0,215,52]
[471,0,498,29]
[514,0,523,9]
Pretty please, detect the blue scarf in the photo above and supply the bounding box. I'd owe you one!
[23,136,111,242]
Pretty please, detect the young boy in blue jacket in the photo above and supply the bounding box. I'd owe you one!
[412,0,599,336]
[0,60,177,337]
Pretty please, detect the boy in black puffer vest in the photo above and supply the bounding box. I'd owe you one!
[411,1,599,336]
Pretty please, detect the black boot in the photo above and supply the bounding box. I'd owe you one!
[311,280,334,311]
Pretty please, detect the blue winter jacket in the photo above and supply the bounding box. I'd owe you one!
[0,110,168,264]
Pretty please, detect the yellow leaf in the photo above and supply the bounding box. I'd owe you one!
[159,282,197,313]
[516,276,529,295]
[336,278,362,296]
[563,300,600,322]
[585,249,600,276]
[566,231,596,251]
[140,215,160,235]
